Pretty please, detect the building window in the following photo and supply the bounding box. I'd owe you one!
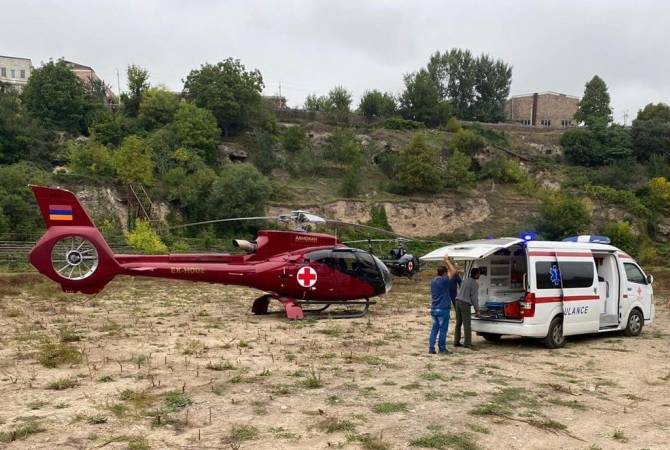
[10,69,15,78]
[20,69,25,79]
[0,67,5,77]
[561,119,572,128]
[540,119,552,127]
[521,119,531,126]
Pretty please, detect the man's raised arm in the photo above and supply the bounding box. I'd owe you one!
[443,254,457,279]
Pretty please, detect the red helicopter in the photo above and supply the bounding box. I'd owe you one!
[28,186,393,320]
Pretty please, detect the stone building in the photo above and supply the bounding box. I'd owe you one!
[0,55,33,91]
[63,60,117,105]
[505,91,579,128]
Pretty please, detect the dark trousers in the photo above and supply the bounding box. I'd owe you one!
[454,300,472,346]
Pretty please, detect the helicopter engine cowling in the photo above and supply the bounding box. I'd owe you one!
[232,239,257,253]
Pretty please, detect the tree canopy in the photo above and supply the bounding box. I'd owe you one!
[631,103,670,161]
[394,133,445,193]
[182,58,264,136]
[173,102,220,164]
[399,69,452,127]
[359,90,397,118]
[574,75,612,128]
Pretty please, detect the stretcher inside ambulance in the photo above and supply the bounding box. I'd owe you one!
[421,237,655,348]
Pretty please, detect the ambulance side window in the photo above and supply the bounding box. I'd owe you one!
[535,262,560,289]
[559,261,594,288]
[624,263,646,284]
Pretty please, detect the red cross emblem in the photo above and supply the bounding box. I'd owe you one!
[407,261,414,272]
[297,266,317,288]
[637,286,643,296]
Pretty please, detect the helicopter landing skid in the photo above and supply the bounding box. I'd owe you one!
[295,299,376,320]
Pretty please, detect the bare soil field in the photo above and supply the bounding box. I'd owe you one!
[0,271,669,450]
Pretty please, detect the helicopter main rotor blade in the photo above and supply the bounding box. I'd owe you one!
[168,216,278,230]
[324,220,414,240]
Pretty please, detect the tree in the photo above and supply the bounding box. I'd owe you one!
[122,64,150,117]
[537,194,591,240]
[605,222,639,257]
[0,163,51,236]
[90,112,140,147]
[631,103,670,161]
[399,69,452,127]
[252,131,278,175]
[574,75,612,127]
[282,126,308,154]
[427,49,512,122]
[560,126,633,166]
[207,164,272,233]
[646,177,670,215]
[182,58,264,136]
[449,129,485,155]
[323,86,352,125]
[367,205,392,231]
[394,133,444,193]
[173,102,220,164]
[359,90,396,118]
[444,150,475,190]
[304,94,329,112]
[138,87,179,130]
[161,162,217,220]
[21,60,94,133]
[112,135,154,185]
[0,85,52,165]
[323,129,362,163]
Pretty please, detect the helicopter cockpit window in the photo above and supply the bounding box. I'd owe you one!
[355,251,382,280]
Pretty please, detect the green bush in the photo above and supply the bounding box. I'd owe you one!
[560,126,633,166]
[282,126,308,153]
[479,156,527,184]
[584,185,651,218]
[359,90,397,118]
[444,150,475,191]
[91,112,141,147]
[173,102,220,164]
[375,150,399,178]
[323,128,362,163]
[537,193,591,240]
[445,117,462,133]
[393,133,444,193]
[646,176,670,215]
[67,140,114,177]
[383,117,424,130]
[251,130,279,175]
[112,135,154,185]
[449,129,485,155]
[606,222,639,257]
[0,163,51,236]
[138,87,180,130]
[125,220,168,253]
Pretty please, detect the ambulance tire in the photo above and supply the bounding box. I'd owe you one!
[544,317,566,349]
[480,333,502,342]
[623,309,643,337]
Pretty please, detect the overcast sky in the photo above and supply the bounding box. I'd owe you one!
[3,0,668,123]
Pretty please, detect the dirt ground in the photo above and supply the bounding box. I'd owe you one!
[0,271,669,450]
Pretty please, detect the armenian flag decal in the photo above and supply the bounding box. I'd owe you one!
[49,204,73,221]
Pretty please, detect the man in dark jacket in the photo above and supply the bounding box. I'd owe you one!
[455,267,481,349]
[428,255,458,354]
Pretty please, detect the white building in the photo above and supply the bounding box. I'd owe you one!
[0,55,33,91]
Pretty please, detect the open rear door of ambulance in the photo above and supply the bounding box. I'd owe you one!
[554,249,600,335]
[421,238,524,261]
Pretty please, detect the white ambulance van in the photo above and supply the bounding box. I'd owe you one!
[421,236,655,348]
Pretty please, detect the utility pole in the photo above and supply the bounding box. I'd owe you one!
[623,109,630,127]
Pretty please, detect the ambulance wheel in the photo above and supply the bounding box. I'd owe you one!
[480,333,502,342]
[623,309,643,337]
[544,317,566,349]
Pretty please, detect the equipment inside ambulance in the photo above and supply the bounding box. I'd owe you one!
[421,235,655,348]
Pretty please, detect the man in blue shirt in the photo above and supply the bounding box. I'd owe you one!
[429,255,458,354]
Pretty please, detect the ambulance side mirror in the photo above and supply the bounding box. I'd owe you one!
[646,274,654,285]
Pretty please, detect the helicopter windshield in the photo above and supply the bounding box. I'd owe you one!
[307,249,390,295]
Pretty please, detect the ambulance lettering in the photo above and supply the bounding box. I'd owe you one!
[564,305,589,316]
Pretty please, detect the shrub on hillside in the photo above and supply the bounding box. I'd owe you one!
[125,220,167,254]
[173,102,220,164]
[393,133,444,193]
[90,112,141,147]
[449,129,485,155]
[646,177,670,215]
[323,129,362,163]
[375,150,399,178]
[444,150,475,191]
[138,87,180,130]
[382,117,424,130]
[282,126,308,154]
[445,117,462,133]
[0,163,51,236]
[359,90,397,118]
[479,156,527,184]
[537,193,591,240]
[67,141,114,178]
[584,185,651,218]
[605,222,639,257]
[560,126,633,166]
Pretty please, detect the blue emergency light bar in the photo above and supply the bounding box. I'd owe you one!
[562,235,611,244]
[519,231,537,241]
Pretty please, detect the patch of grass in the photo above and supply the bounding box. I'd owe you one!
[316,417,357,433]
[164,391,192,411]
[409,432,479,450]
[548,398,587,411]
[47,377,78,390]
[108,403,129,418]
[318,325,343,337]
[527,418,567,432]
[224,424,258,444]
[401,382,421,390]
[467,423,489,434]
[27,400,48,410]
[470,387,537,417]
[178,339,206,356]
[36,340,82,368]
[119,389,155,410]
[97,374,114,382]
[421,372,447,381]
[0,421,44,443]
[349,432,392,450]
[87,414,108,425]
[301,368,322,389]
[270,426,301,440]
[612,429,629,443]
[205,360,234,371]
[59,326,83,342]
[126,436,151,450]
[372,402,408,414]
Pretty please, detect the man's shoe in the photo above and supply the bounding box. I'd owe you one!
[464,345,479,351]
[438,349,452,355]
[454,342,464,347]
[429,349,437,354]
